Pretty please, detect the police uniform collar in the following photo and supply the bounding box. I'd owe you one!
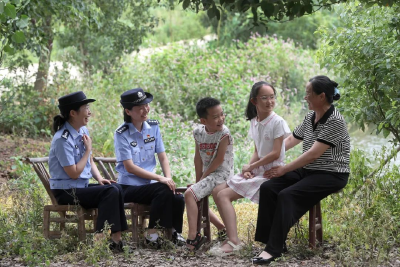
[128,121,151,134]
[65,122,84,139]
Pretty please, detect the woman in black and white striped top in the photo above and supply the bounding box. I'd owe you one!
[252,75,350,265]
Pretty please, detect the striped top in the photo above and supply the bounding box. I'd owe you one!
[293,105,350,173]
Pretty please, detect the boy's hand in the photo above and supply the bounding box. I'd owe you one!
[243,171,254,179]
[159,177,176,192]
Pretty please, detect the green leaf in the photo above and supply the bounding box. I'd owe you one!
[182,0,190,10]
[207,6,216,19]
[0,2,4,14]
[4,44,15,54]
[382,128,390,138]
[4,3,16,18]
[16,15,29,29]
[12,31,25,43]
[12,0,20,5]
[261,1,274,17]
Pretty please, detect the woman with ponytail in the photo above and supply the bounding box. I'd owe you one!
[48,91,128,253]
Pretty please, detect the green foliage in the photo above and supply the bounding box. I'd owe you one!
[120,35,317,128]
[178,0,396,25]
[321,149,399,264]
[201,9,341,49]
[143,7,210,47]
[317,2,400,144]
[57,0,157,73]
[0,0,30,59]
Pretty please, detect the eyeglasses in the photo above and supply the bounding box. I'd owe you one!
[256,95,275,101]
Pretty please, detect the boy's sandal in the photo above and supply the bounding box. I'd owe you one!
[209,240,243,257]
[186,232,208,250]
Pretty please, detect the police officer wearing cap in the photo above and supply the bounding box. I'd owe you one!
[114,88,185,247]
[49,91,128,252]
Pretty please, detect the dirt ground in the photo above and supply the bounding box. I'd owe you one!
[0,134,50,183]
[0,134,399,267]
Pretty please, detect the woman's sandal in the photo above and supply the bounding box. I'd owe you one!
[209,240,243,257]
[186,232,208,251]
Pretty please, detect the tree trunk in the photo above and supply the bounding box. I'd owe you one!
[33,16,53,93]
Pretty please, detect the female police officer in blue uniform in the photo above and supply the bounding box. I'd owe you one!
[114,88,185,247]
[49,91,128,252]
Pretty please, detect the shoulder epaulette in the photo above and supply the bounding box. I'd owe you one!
[61,129,70,140]
[116,125,129,134]
[147,119,159,126]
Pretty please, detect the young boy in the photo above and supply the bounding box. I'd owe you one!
[184,97,234,250]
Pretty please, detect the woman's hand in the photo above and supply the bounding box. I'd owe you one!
[243,171,254,179]
[82,134,92,152]
[159,177,176,192]
[264,166,286,179]
[98,178,116,185]
[242,164,254,174]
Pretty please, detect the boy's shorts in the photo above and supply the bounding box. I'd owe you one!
[188,171,229,202]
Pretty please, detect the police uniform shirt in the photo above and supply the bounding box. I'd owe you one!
[49,122,92,189]
[114,120,165,186]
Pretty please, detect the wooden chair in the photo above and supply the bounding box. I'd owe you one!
[308,202,322,248]
[196,196,211,243]
[27,157,98,241]
[308,191,341,248]
[93,157,149,246]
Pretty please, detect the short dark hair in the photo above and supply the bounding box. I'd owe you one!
[196,97,221,119]
[309,75,340,104]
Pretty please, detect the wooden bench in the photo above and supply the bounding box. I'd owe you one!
[27,157,98,241]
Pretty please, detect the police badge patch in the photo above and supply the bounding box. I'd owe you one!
[61,130,70,140]
[147,119,159,125]
[144,137,155,143]
[130,141,137,147]
[116,125,129,134]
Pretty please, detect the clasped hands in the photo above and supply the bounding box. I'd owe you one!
[242,164,286,179]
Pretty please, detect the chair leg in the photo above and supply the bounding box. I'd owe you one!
[43,209,50,239]
[132,210,139,247]
[77,208,86,242]
[203,197,211,242]
[197,199,203,234]
[309,205,316,248]
[58,211,66,232]
[316,202,323,244]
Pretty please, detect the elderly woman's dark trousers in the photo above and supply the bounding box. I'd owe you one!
[122,183,185,232]
[52,183,128,233]
[255,168,348,257]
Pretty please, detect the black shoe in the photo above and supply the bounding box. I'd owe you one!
[217,228,227,241]
[145,237,164,249]
[186,232,208,250]
[252,256,279,265]
[172,231,186,246]
[283,242,288,253]
[109,240,126,253]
